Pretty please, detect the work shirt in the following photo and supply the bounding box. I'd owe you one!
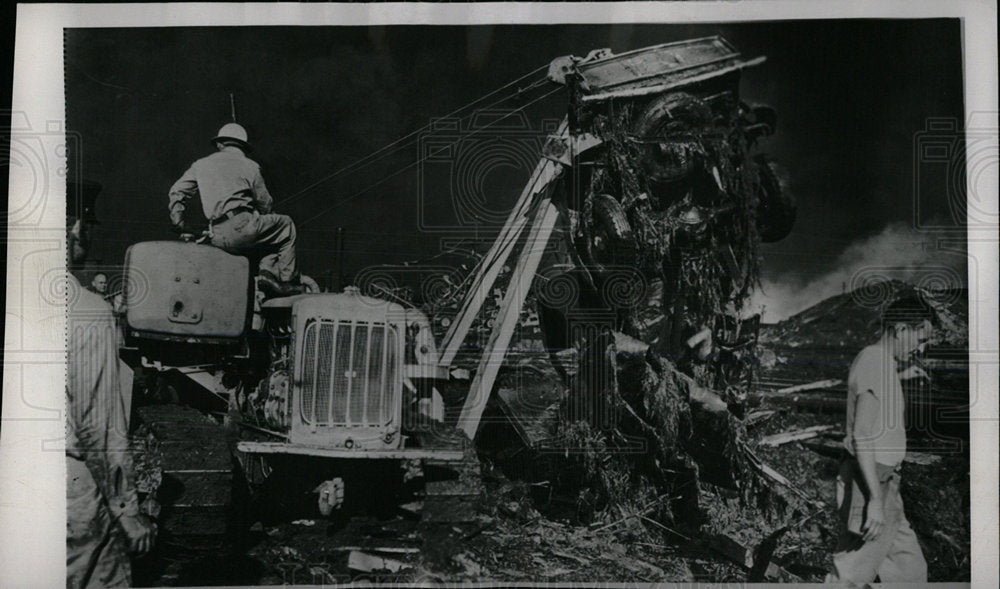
[842,341,907,467]
[168,146,274,225]
[67,274,138,522]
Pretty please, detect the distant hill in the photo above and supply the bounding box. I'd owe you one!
[757,280,968,385]
[760,280,968,351]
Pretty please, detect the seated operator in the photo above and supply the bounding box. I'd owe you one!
[168,123,305,298]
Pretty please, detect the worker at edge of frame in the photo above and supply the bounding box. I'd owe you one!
[826,294,937,586]
[168,122,306,298]
[67,182,157,589]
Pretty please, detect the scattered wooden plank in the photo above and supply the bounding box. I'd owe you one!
[237,441,463,460]
[347,551,408,573]
[335,546,420,554]
[622,554,665,578]
[639,515,692,542]
[549,549,590,566]
[688,378,729,413]
[749,525,790,582]
[454,553,484,576]
[706,532,752,567]
[398,501,422,516]
[900,452,943,466]
[614,330,650,356]
[772,379,843,395]
[801,437,942,466]
[496,382,564,449]
[704,532,791,581]
[751,392,846,414]
[744,409,776,427]
[590,493,676,533]
[744,447,815,505]
[759,424,834,447]
[760,463,803,496]
[932,529,964,553]
[799,438,847,460]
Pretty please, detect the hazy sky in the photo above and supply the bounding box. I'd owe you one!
[65,20,966,319]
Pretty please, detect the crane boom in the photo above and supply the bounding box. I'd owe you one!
[437,118,569,366]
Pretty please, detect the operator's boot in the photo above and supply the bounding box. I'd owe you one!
[257,270,306,299]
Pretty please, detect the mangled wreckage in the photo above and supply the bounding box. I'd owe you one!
[123,36,795,547]
[444,36,796,522]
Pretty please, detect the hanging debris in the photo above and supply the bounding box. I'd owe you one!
[500,37,799,530]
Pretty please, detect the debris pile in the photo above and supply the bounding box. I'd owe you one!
[586,93,765,326]
[550,343,771,523]
[510,62,799,535]
[760,280,967,353]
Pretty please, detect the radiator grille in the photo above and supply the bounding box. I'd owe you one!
[301,320,398,427]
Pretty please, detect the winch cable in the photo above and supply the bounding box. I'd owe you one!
[280,64,550,208]
[296,83,563,228]
[356,240,482,307]
[288,75,552,216]
[440,124,568,298]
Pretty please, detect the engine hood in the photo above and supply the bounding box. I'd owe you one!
[262,292,426,325]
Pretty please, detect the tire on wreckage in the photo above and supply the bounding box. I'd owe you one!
[752,155,796,243]
[580,193,636,279]
[631,92,715,191]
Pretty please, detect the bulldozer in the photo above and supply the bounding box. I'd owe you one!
[124,241,480,539]
[122,36,794,547]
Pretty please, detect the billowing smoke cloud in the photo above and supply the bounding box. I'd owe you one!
[752,222,968,322]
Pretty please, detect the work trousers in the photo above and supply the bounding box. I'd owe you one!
[827,458,927,585]
[67,457,130,589]
[210,210,298,283]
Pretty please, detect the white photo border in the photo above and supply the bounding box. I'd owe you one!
[4,2,996,586]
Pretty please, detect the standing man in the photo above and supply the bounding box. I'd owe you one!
[168,123,304,297]
[67,185,156,588]
[88,272,108,296]
[827,294,935,585]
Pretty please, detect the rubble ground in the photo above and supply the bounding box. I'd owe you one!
[135,402,968,585]
[710,409,970,582]
[134,279,970,586]
[233,474,709,584]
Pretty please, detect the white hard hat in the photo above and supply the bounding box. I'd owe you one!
[212,123,251,151]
